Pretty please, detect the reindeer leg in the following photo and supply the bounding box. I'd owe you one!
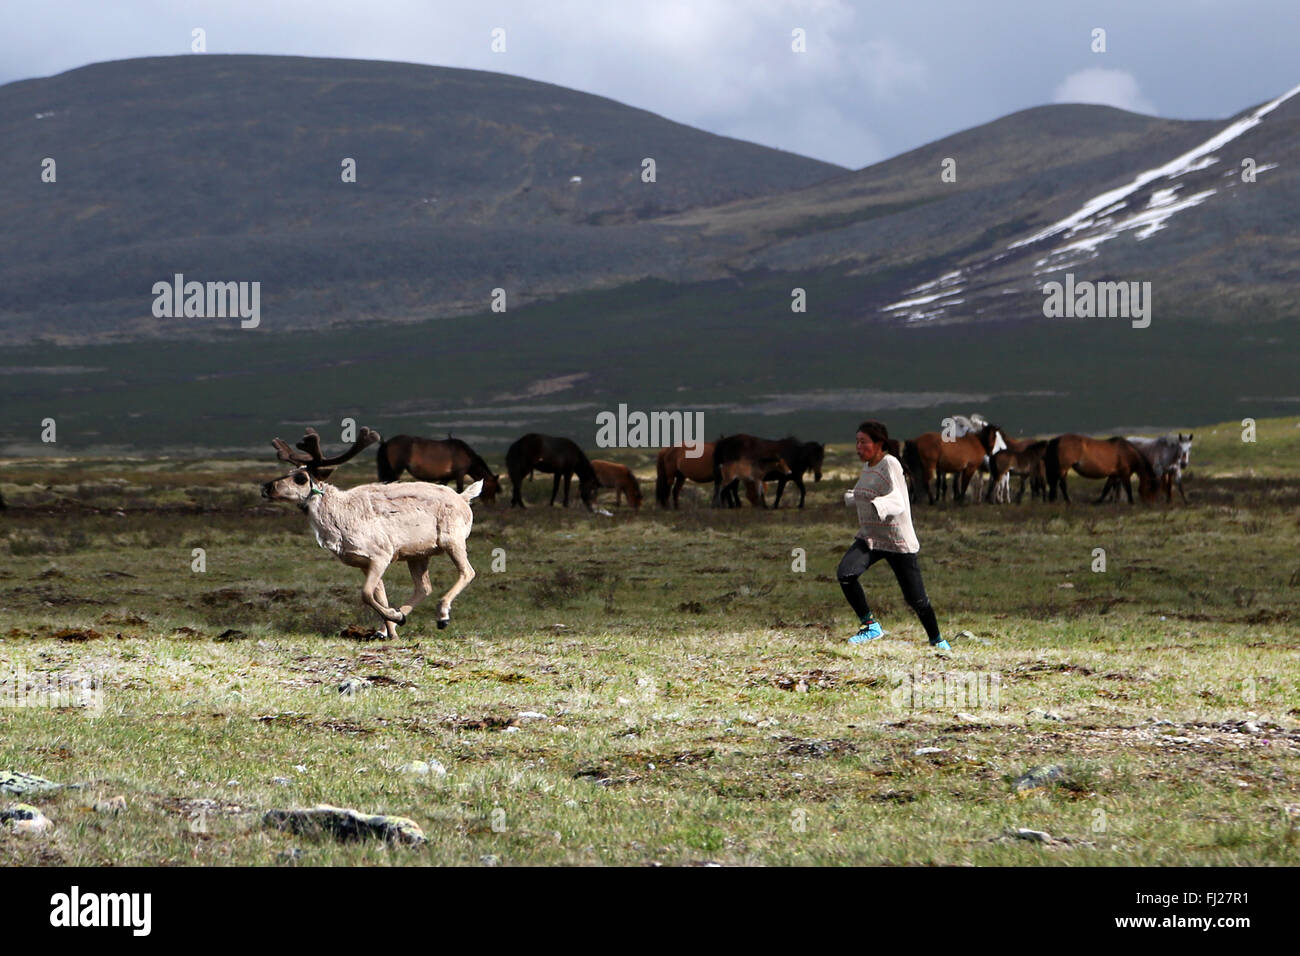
[395,556,434,623]
[362,555,405,625]
[435,539,476,629]
[373,580,398,639]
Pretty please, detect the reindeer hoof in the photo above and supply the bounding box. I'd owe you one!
[437,618,449,630]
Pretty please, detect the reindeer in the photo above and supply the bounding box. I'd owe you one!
[261,427,480,638]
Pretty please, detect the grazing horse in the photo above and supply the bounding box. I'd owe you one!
[1098,434,1193,503]
[768,440,825,509]
[656,443,717,509]
[985,437,1048,504]
[904,424,1004,504]
[718,454,792,507]
[590,460,643,509]
[1045,434,1157,504]
[376,434,501,503]
[506,433,599,509]
[712,434,797,508]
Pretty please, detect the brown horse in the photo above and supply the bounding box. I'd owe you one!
[376,434,501,503]
[506,433,599,509]
[1045,434,1157,503]
[655,443,717,508]
[718,454,792,508]
[985,438,1048,504]
[712,434,796,508]
[590,460,643,509]
[903,424,1002,504]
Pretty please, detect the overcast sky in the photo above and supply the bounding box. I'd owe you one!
[5,1,1298,168]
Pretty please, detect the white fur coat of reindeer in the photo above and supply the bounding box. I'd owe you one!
[261,427,480,638]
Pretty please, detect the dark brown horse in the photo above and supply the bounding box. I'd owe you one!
[655,443,717,508]
[903,424,1002,504]
[768,440,825,509]
[506,433,599,509]
[985,437,1048,504]
[711,434,796,508]
[590,460,643,509]
[1045,434,1157,503]
[376,434,501,503]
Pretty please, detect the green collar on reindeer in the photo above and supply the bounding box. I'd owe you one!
[299,483,327,511]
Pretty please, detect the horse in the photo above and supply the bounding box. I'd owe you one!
[590,460,643,509]
[711,434,797,508]
[505,433,599,509]
[1045,434,1158,504]
[985,438,1048,504]
[1098,434,1193,503]
[768,440,825,509]
[376,434,501,503]
[655,443,717,509]
[718,454,792,507]
[903,423,1004,504]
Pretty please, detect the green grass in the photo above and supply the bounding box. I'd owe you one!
[1,420,1298,865]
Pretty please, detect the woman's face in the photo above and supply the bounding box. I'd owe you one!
[856,431,880,462]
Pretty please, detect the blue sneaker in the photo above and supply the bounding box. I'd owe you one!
[930,638,951,651]
[849,620,885,644]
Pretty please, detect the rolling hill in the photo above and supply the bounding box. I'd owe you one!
[1,55,1297,453]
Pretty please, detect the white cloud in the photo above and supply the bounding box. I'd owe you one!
[1053,68,1156,114]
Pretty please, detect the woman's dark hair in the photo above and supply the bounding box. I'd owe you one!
[856,419,889,443]
[857,419,900,459]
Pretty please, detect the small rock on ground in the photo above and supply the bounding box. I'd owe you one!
[263,804,425,846]
[2,803,52,835]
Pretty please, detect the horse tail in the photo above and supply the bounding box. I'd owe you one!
[655,451,672,508]
[376,438,401,482]
[1125,439,1158,500]
[901,440,920,483]
[1044,437,1063,488]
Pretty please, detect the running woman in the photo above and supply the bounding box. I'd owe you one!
[838,420,949,650]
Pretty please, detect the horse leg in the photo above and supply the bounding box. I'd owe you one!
[1095,477,1115,504]
[794,474,807,509]
[673,474,685,509]
[510,469,525,508]
[772,477,787,509]
[550,473,561,506]
[1123,470,1134,504]
[563,472,573,507]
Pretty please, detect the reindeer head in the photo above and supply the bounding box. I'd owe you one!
[261,426,380,506]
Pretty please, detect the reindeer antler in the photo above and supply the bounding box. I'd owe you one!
[272,426,381,473]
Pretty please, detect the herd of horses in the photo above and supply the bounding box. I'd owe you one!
[371,417,1194,511]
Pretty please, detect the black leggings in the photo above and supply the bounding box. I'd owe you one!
[836,539,941,641]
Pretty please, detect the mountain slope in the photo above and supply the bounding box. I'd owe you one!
[0,54,843,342]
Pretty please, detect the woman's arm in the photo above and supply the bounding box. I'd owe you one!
[854,458,908,518]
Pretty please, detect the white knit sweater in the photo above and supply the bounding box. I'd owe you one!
[843,454,920,553]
